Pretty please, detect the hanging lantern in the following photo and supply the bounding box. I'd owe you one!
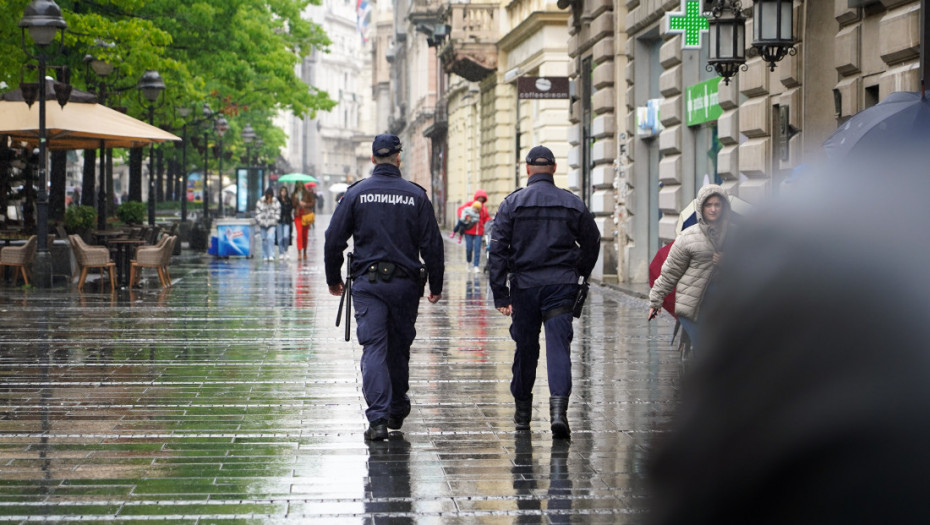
[705,1,746,85]
[751,0,796,71]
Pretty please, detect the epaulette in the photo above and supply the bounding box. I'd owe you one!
[506,187,524,198]
[408,180,427,192]
[347,179,363,190]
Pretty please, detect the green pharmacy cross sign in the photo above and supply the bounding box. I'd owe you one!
[666,0,709,49]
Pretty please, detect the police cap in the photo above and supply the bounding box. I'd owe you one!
[372,134,403,157]
[526,145,556,166]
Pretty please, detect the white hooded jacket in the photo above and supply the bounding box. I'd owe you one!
[649,184,730,322]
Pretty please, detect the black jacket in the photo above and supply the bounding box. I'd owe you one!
[324,163,444,296]
[488,173,600,308]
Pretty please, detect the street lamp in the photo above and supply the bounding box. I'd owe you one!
[214,116,229,217]
[84,41,116,231]
[751,0,796,71]
[176,105,192,222]
[138,69,165,226]
[705,1,746,85]
[18,0,67,280]
[199,103,214,219]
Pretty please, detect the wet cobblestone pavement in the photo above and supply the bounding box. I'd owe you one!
[0,217,681,523]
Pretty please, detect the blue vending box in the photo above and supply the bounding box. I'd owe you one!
[216,220,253,257]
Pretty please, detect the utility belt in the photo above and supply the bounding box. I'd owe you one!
[361,261,427,285]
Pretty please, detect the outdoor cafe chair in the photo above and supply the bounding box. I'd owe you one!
[0,234,37,286]
[129,235,176,288]
[69,234,116,292]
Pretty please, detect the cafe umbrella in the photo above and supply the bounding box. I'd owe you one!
[0,82,180,150]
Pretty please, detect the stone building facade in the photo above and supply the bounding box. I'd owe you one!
[568,0,923,284]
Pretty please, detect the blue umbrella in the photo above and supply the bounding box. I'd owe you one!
[823,91,930,159]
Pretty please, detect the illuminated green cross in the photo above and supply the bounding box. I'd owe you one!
[667,0,709,49]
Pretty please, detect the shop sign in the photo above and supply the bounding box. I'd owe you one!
[517,77,570,99]
[686,77,723,126]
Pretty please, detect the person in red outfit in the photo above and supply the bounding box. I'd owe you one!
[456,189,491,273]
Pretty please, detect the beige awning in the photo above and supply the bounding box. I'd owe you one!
[0,99,180,150]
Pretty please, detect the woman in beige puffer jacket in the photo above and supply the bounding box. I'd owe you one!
[649,184,731,347]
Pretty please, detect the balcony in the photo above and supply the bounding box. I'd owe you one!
[439,4,499,82]
[409,0,444,26]
[423,99,448,139]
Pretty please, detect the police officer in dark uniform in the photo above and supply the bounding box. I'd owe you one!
[488,145,600,439]
[324,134,444,442]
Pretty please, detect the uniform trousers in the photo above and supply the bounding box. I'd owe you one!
[509,283,578,401]
[353,277,421,423]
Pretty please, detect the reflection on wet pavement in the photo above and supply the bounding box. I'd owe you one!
[0,216,681,522]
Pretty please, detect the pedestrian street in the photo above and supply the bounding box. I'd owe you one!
[0,216,682,523]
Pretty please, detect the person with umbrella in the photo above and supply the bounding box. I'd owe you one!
[292,184,315,259]
[648,184,732,354]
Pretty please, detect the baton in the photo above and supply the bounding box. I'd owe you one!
[335,252,353,341]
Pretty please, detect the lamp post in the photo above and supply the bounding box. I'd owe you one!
[214,116,229,217]
[138,70,165,226]
[200,104,214,219]
[241,123,257,211]
[84,42,116,230]
[176,105,192,222]
[18,0,67,274]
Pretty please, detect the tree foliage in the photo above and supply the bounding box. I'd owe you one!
[0,0,335,161]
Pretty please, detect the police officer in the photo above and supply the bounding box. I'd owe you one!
[488,145,600,439]
[324,134,444,442]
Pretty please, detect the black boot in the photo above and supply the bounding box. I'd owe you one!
[514,395,533,431]
[550,396,570,439]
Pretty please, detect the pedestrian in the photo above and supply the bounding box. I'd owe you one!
[647,184,731,352]
[255,187,280,262]
[457,189,491,273]
[449,201,482,244]
[488,145,600,439]
[276,186,293,260]
[292,185,315,259]
[324,134,445,442]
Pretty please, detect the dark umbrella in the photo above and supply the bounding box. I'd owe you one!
[823,91,930,159]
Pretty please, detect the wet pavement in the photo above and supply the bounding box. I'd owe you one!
[0,216,682,523]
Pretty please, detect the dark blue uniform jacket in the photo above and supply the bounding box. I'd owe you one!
[324,163,444,296]
[488,173,600,308]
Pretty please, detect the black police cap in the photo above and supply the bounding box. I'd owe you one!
[372,134,403,157]
[526,145,556,166]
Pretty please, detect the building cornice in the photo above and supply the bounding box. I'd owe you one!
[499,11,569,51]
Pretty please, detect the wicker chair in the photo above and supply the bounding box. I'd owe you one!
[0,235,37,285]
[129,235,176,287]
[69,234,116,292]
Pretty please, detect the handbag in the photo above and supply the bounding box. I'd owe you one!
[301,211,315,226]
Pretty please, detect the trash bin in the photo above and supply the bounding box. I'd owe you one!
[213,218,257,257]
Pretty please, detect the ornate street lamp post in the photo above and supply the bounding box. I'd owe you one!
[199,104,214,219]
[214,116,229,217]
[84,41,116,230]
[138,70,165,226]
[18,0,67,281]
[176,105,192,222]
